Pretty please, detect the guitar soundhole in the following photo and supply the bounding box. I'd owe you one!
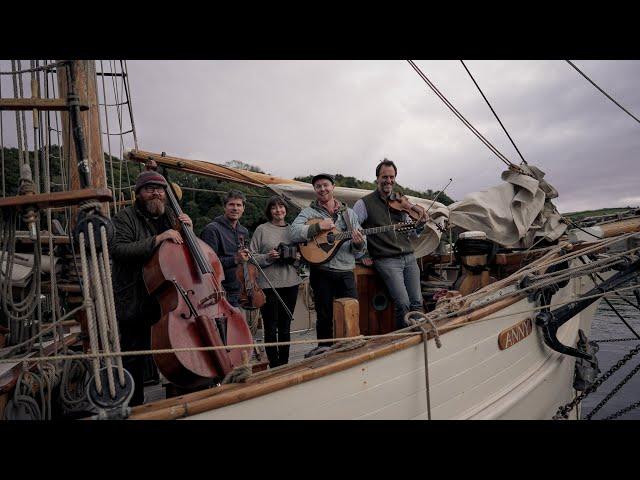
[320,243,333,253]
[326,232,335,245]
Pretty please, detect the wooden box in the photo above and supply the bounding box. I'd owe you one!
[354,265,395,336]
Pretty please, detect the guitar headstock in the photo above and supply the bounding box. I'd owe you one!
[396,221,420,234]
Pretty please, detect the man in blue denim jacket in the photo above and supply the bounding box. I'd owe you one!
[353,159,427,329]
[290,174,366,346]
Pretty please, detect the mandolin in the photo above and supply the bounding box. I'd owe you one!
[298,218,418,265]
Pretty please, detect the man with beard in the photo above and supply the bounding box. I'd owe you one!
[353,159,428,330]
[200,190,250,309]
[110,170,192,406]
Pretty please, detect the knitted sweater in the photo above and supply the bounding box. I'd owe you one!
[249,222,303,289]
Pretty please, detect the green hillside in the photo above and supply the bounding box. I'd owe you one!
[564,207,636,220]
[1,148,454,236]
[294,173,454,205]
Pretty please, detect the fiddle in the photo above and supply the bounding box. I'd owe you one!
[236,237,266,310]
[142,160,253,387]
[387,192,428,223]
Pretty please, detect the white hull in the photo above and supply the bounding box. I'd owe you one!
[181,274,597,420]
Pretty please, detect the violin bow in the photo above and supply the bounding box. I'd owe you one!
[243,249,296,323]
[425,178,453,216]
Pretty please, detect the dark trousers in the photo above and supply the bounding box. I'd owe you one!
[119,321,151,407]
[309,267,358,346]
[260,286,298,368]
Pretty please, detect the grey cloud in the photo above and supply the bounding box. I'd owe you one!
[1,60,638,214]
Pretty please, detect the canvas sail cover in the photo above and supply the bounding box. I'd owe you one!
[127,151,566,254]
[448,164,567,248]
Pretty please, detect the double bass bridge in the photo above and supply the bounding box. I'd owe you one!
[198,291,226,308]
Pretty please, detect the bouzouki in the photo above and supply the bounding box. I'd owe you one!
[298,218,419,265]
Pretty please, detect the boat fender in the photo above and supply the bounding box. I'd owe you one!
[573,329,600,391]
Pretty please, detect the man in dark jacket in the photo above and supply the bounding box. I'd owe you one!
[110,170,192,406]
[200,190,249,308]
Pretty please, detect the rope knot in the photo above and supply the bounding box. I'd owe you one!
[404,311,442,348]
[221,351,252,384]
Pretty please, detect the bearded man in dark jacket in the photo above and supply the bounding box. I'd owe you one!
[110,170,192,406]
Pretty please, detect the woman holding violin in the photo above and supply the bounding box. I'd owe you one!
[352,159,429,330]
[249,196,303,368]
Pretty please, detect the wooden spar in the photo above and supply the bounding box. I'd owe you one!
[56,60,108,226]
[598,217,640,237]
[0,187,112,209]
[0,98,89,111]
[126,149,304,187]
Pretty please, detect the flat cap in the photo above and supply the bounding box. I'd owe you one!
[311,173,335,185]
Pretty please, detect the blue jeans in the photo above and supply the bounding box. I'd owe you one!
[374,253,423,329]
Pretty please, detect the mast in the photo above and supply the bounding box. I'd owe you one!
[56,60,108,227]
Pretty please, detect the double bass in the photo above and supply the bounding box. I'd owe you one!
[142,161,253,388]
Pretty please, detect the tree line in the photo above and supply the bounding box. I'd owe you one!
[1,147,454,236]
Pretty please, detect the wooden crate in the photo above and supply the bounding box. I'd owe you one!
[354,266,395,336]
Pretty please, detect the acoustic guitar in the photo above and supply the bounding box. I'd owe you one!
[298,218,418,265]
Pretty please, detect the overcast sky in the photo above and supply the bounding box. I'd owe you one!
[2,60,639,213]
[123,60,639,213]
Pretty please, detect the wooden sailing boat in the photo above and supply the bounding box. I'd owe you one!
[1,60,639,420]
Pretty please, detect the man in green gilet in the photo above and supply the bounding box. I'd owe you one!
[353,159,427,329]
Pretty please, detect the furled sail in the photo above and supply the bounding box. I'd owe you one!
[448,164,567,248]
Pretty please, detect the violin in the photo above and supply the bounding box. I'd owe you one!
[386,192,428,223]
[142,160,253,388]
[236,237,266,310]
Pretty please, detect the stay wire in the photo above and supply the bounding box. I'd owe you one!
[407,60,514,168]
[566,60,640,126]
[460,60,528,165]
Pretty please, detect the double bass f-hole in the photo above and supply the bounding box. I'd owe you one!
[172,279,198,320]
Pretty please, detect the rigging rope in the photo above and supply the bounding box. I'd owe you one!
[566,60,640,126]
[99,60,118,213]
[0,63,5,197]
[460,60,528,165]
[407,60,515,168]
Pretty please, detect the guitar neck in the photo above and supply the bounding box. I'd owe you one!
[335,221,417,240]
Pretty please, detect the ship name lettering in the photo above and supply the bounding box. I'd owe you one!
[498,318,533,350]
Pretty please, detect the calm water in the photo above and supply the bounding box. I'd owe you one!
[581,290,640,420]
